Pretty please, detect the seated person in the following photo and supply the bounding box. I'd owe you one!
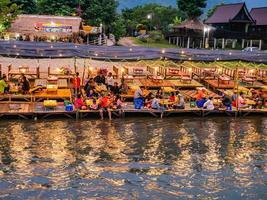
[173,91,185,109]
[99,93,112,120]
[151,95,165,110]
[196,97,207,108]
[144,92,153,109]
[86,89,97,99]
[196,88,206,101]
[90,99,99,110]
[111,82,120,95]
[203,97,215,110]
[0,75,8,94]
[74,94,86,110]
[156,89,163,99]
[222,94,232,110]
[119,82,129,94]
[113,95,124,109]
[232,92,247,108]
[169,92,176,102]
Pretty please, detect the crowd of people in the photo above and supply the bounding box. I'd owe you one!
[0,74,30,95]
[0,69,266,120]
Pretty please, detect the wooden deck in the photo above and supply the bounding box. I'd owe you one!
[0,102,266,119]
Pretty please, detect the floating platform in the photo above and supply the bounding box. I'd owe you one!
[0,102,266,120]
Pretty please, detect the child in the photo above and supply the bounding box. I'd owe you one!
[74,94,86,110]
[90,99,99,110]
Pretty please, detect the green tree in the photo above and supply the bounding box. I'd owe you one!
[81,0,118,26]
[11,0,37,14]
[122,4,181,35]
[37,0,78,16]
[177,0,207,18]
[173,16,182,25]
[207,2,224,18]
[111,15,126,41]
[0,0,20,34]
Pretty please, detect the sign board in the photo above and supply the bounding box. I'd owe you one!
[34,22,72,33]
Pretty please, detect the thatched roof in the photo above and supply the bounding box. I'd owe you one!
[173,18,214,31]
[8,15,82,37]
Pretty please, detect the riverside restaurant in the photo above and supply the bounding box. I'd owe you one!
[0,41,266,120]
[0,41,267,199]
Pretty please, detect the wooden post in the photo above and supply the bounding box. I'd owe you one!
[222,38,225,49]
[259,40,262,50]
[187,37,190,48]
[232,40,236,49]
[214,38,217,49]
[242,39,245,49]
[74,57,77,73]
[176,37,179,46]
[250,40,253,47]
[169,37,171,44]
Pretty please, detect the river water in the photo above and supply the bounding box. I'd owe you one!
[0,117,266,199]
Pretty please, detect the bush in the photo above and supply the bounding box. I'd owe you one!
[148,31,163,42]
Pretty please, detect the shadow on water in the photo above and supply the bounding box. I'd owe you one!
[0,117,266,199]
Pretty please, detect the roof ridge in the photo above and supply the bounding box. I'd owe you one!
[251,7,267,10]
[217,2,244,7]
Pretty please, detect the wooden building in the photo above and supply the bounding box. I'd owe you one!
[250,7,267,45]
[205,3,265,50]
[166,18,214,48]
[7,15,82,41]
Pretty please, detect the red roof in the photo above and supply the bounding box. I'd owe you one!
[250,7,267,26]
[206,3,251,24]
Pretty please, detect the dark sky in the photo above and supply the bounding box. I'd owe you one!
[118,0,267,11]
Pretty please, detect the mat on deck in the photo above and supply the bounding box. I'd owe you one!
[205,80,235,89]
[34,89,72,99]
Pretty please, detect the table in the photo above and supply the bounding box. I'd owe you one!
[218,76,231,85]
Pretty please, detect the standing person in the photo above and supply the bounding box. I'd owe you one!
[106,72,114,90]
[0,75,8,94]
[19,75,30,94]
[73,72,81,97]
[134,86,145,109]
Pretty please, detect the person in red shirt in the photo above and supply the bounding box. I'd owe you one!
[73,72,81,96]
[99,93,112,120]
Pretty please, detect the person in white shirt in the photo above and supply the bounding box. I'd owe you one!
[106,72,114,90]
[203,97,215,110]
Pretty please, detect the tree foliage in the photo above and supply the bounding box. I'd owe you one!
[81,0,118,26]
[11,0,37,14]
[177,0,207,18]
[122,4,181,35]
[37,0,78,16]
[0,0,20,34]
[111,15,127,41]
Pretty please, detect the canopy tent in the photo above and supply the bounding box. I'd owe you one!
[0,41,267,64]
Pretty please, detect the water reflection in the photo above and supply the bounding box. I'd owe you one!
[0,117,266,199]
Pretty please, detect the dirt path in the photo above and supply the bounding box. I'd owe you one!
[117,37,138,47]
